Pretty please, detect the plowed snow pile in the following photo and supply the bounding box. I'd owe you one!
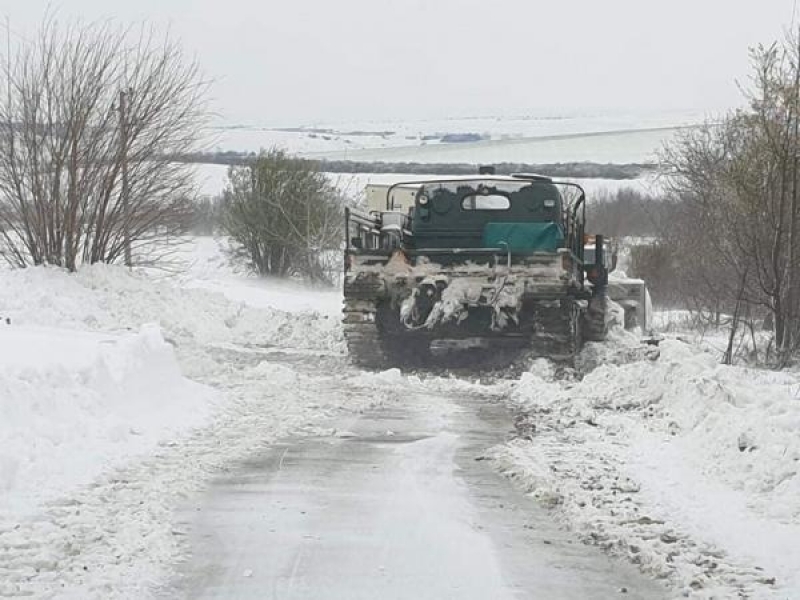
[0,323,216,517]
[0,260,343,513]
[494,336,800,599]
[0,263,343,362]
[0,258,355,598]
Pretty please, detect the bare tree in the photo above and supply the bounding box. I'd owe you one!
[222,149,344,285]
[0,17,208,270]
[657,30,800,364]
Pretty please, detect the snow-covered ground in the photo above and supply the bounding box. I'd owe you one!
[493,333,800,599]
[0,323,216,518]
[167,236,342,315]
[0,240,359,597]
[2,234,798,599]
[193,109,700,200]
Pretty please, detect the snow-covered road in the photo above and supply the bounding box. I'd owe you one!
[166,389,664,599]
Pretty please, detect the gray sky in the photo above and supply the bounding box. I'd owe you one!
[2,0,798,125]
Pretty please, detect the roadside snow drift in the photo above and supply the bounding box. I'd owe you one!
[495,336,800,599]
[0,261,344,519]
[0,263,343,364]
[0,257,356,598]
[0,323,217,516]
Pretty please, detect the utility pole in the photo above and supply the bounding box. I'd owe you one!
[118,88,132,267]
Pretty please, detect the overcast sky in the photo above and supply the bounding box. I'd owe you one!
[2,0,798,125]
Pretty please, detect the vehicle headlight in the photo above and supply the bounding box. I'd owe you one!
[418,194,429,206]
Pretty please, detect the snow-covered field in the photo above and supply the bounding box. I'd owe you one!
[304,126,684,165]
[194,110,691,199]
[165,236,342,315]
[2,235,798,599]
[211,110,707,164]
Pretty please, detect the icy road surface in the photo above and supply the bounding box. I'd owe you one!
[167,390,665,599]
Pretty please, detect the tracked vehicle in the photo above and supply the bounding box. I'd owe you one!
[343,172,615,368]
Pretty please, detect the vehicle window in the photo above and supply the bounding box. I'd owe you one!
[461,194,510,210]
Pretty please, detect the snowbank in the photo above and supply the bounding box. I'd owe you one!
[0,263,344,369]
[0,256,359,597]
[0,324,217,517]
[494,337,800,598]
[0,252,346,492]
[0,260,346,515]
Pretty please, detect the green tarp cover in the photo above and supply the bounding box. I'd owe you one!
[482,222,564,252]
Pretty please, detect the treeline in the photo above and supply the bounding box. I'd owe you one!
[172,152,653,180]
[316,160,652,180]
[586,188,666,238]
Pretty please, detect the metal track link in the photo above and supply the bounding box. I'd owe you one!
[583,294,608,342]
[342,300,388,369]
[527,300,582,362]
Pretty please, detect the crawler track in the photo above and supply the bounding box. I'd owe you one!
[525,299,583,362]
[342,300,387,369]
[344,295,594,370]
